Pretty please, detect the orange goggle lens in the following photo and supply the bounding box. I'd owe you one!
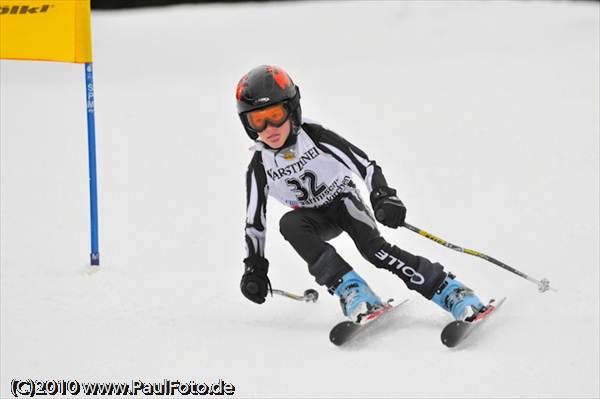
[246,104,289,132]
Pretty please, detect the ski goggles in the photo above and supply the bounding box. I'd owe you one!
[245,103,289,133]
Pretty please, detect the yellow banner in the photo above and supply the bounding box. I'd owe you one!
[0,0,92,63]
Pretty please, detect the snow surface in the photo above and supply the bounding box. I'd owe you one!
[1,1,599,398]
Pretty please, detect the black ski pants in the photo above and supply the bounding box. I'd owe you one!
[279,191,446,299]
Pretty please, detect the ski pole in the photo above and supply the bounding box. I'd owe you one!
[374,210,554,293]
[403,222,555,293]
[271,288,319,303]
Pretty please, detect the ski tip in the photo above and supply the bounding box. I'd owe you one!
[329,298,410,347]
[440,321,469,348]
[329,321,356,346]
[441,297,508,348]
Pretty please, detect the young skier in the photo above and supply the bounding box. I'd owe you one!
[237,65,488,324]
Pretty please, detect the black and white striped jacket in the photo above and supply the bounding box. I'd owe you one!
[244,120,390,259]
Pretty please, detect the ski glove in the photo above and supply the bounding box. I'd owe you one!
[241,256,272,304]
[370,187,407,228]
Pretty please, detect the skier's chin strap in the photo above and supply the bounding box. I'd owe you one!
[259,123,298,151]
[273,131,298,154]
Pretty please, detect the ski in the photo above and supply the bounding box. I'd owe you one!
[329,298,409,346]
[441,297,507,348]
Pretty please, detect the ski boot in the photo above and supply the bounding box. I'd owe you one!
[432,273,487,321]
[332,270,384,324]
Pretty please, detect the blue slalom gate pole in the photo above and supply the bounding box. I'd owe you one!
[85,63,100,266]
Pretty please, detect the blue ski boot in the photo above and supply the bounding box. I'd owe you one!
[333,270,384,324]
[432,273,486,321]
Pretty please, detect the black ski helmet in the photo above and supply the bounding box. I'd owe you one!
[236,65,301,140]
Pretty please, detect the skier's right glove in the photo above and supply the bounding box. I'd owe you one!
[240,255,272,304]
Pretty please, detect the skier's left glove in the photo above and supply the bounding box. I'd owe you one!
[240,255,272,304]
[370,187,407,228]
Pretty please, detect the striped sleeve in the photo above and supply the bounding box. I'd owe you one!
[302,122,390,194]
[245,151,269,258]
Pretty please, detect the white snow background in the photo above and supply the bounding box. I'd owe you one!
[1,1,599,398]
